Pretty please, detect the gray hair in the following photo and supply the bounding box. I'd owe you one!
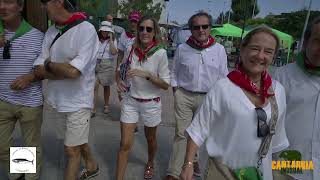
[188,11,213,30]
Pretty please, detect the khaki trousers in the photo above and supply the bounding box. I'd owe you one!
[167,88,206,178]
[0,100,43,180]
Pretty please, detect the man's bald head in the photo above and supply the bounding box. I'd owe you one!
[105,14,113,23]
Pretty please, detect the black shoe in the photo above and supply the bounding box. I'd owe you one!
[16,174,25,180]
[134,126,138,134]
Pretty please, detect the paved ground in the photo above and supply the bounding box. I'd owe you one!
[0,59,278,180]
[0,77,207,180]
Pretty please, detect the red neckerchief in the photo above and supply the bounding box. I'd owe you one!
[134,40,157,62]
[126,31,135,39]
[186,35,215,50]
[227,64,274,103]
[62,12,87,25]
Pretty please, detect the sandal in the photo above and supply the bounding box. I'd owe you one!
[103,105,110,114]
[144,163,154,179]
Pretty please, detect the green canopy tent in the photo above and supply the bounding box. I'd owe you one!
[271,28,293,63]
[210,23,247,38]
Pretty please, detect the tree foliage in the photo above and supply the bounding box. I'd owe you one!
[231,0,259,22]
[116,0,163,21]
[246,10,320,39]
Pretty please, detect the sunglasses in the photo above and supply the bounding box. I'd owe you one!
[40,0,51,3]
[256,107,269,138]
[192,24,210,31]
[3,41,11,59]
[138,26,153,33]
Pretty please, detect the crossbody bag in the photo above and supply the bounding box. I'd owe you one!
[205,94,279,180]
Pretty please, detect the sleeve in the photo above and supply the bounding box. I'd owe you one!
[272,83,289,153]
[170,45,180,87]
[157,49,170,84]
[117,32,126,51]
[69,26,99,74]
[33,30,51,66]
[186,90,216,147]
[219,45,229,77]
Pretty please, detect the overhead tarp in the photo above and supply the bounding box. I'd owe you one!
[210,23,247,38]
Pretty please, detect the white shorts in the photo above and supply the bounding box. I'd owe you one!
[120,96,162,127]
[54,108,91,146]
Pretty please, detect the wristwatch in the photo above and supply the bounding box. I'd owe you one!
[44,58,52,72]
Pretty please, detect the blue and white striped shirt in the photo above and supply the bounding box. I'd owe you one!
[0,28,44,107]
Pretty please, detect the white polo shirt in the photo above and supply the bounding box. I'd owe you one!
[118,32,135,52]
[274,63,320,180]
[170,42,229,93]
[34,21,100,112]
[187,78,289,180]
[97,39,117,59]
[122,46,170,99]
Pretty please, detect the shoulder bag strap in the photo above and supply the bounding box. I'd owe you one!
[257,92,279,168]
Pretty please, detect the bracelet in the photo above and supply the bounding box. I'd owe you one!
[183,161,193,168]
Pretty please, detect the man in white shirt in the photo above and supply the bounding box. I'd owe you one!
[274,17,320,180]
[166,12,228,180]
[115,11,141,72]
[35,0,100,179]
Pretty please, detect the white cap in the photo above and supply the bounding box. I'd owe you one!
[99,21,114,33]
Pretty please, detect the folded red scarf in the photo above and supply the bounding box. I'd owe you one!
[62,12,87,25]
[134,40,163,62]
[227,64,274,104]
[186,35,215,50]
[126,32,135,39]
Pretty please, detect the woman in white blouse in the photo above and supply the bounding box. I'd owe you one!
[115,16,170,180]
[93,21,118,115]
[180,26,289,180]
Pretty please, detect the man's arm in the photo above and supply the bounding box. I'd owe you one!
[34,65,65,80]
[45,61,81,79]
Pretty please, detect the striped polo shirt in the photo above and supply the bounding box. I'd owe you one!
[0,28,44,107]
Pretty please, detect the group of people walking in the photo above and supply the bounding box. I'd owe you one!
[0,0,320,180]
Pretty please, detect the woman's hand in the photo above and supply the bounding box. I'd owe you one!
[127,69,151,79]
[116,80,128,93]
[180,165,194,180]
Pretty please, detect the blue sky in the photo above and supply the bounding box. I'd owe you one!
[165,0,320,24]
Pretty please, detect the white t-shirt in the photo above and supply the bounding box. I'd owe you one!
[187,78,289,180]
[97,39,117,59]
[34,21,100,112]
[122,46,170,99]
[274,63,320,180]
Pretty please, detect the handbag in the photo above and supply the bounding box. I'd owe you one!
[119,48,134,81]
[205,94,279,180]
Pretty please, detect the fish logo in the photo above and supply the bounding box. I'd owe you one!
[10,147,36,173]
[12,158,34,165]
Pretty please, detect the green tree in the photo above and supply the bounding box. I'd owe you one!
[231,0,259,22]
[116,0,163,21]
[246,10,320,39]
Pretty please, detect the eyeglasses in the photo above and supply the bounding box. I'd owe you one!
[256,107,269,138]
[192,24,210,31]
[138,26,153,33]
[3,41,11,59]
[40,0,51,3]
